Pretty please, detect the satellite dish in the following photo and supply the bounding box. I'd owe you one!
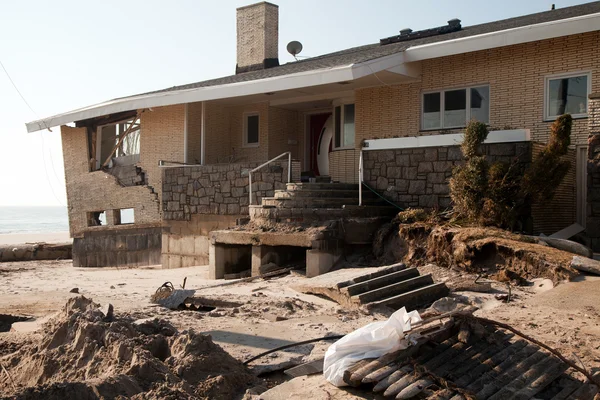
[286,41,303,58]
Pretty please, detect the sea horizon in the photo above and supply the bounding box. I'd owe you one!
[0,206,69,235]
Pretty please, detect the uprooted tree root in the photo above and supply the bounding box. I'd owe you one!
[374,222,579,283]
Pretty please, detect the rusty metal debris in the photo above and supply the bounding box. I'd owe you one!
[342,312,598,399]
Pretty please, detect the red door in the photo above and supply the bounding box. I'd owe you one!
[309,113,332,176]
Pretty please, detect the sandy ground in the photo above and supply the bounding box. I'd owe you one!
[0,231,71,245]
[1,259,599,398]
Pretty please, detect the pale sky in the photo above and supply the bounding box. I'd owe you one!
[0,0,589,206]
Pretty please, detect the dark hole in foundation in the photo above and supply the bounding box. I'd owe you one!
[0,314,31,332]
[177,303,217,312]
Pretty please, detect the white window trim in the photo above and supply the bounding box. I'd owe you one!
[543,71,591,121]
[333,103,355,150]
[421,84,490,131]
[242,112,260,148]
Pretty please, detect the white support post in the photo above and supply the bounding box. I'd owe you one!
[200,101,206,165]
[183,103,189,164]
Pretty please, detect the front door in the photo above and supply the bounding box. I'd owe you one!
[309,113,332,176]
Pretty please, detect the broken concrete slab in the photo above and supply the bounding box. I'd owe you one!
[571,256,600,275]
[284,358,324,378]
[259,374,374,400]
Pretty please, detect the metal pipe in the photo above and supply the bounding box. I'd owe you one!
[359,149,364,206]
[248,152,291,206]
[249,172,253,206]
[288,152,292,183]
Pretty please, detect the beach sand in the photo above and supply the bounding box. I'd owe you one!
[0,231,71,245]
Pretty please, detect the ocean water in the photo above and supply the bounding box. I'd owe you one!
[0,206,69,234]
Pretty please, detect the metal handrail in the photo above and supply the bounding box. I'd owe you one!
[249,152,292,205]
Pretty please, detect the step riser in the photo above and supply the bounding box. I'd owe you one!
[274,190,378,199]
[287,183,358,191]
[336,263,406,289]
[342,268,420,297]
[353,275,434,304]
[368,283,450,311]
[249,206,397,223]
[262,198,383,208]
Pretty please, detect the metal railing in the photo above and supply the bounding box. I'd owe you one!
[249,152,292,205]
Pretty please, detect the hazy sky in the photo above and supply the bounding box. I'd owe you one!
[0,0,589,206]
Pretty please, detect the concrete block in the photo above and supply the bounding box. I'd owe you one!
[306,247,343,278]
[169,235,182,255]
[180,236,195,255]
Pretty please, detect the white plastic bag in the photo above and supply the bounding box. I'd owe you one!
[323,307,421,387]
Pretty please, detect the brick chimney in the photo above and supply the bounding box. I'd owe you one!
[236,2,279,74]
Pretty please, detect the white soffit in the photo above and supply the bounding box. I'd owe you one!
[25,11,600,133]
[363,129,531,150]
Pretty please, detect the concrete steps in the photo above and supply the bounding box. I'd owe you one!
[337,263,449,311]
[251,182,396,224]
[295,263,450,311]
[262,197,382,208]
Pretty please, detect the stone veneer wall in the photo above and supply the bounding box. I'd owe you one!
[363,142,532,210]
[162,160,301,220]
[587,94,600,251]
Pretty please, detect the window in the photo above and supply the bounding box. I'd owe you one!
[422,85,490,130]
[243,113,260,146]
[118,208,135,225]
[545,72,590,120]
[96,117,140,170]
[334,103,355,149]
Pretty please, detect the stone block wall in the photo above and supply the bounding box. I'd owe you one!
[587,94,600,251]
[162,160,301,220]
[363,142,531,209]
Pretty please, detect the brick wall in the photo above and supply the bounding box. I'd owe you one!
[60,125,161,238]
[161,160,301,221]
[587,95,600,250]
[330,149,359,183]
[363,142,531,210]
[356,32,600,150]
[186,101,203,164]
[268,107,302,160]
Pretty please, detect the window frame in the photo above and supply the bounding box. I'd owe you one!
[543,71,591,121]
[333,102,356,150]
[95,117,141,170]
[421,84,491,130]
[242,112,260,148]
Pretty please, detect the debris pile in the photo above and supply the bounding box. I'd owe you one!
[341,310,598,399]
[374,223,580,283]
[0,296,256,399]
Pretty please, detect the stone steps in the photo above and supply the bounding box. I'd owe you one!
[341,267,420,296]
[249,204,397,223]
[274,189,378,199]
[261,197,383,208]
[286,183,358,191]
[351,274,434,304]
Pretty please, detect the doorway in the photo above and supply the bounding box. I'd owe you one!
[308,113,332,176]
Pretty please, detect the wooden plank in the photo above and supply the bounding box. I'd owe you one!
[548,378,583,400]
[511,360,569,400]
[373,366,412,393]
[363,362,402,384]
[487,357,563,400]
[342,358,374,386]
[284,358,324,378]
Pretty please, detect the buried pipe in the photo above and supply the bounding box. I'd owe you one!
[243,335,345,365]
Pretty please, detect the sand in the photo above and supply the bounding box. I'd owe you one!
[0,231,71,245]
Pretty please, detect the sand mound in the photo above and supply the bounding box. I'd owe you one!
[374,223,579,283]
[0,296,256,399]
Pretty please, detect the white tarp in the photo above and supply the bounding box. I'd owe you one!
[323,307,422,387]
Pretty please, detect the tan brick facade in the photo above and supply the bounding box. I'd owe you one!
[236,2,278,70]
[356,32,600,149]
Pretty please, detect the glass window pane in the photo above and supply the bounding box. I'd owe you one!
[444,89,467,128]
[247,115,259,144]
[423,92,441,129]
[548,75,588,117]
[470,86,490,124]
[334,106,341,148]
[343,104,355,147]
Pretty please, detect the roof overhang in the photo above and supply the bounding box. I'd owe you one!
[26,11,600,133]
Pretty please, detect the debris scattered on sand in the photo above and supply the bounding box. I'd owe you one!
[0,296,256,399]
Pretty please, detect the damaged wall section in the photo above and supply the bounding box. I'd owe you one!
[588,94,600,251]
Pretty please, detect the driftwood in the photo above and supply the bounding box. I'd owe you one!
[396,378,434,399]
[363,362,402,383]
[373,366,412,393]
[383,372,419,397]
